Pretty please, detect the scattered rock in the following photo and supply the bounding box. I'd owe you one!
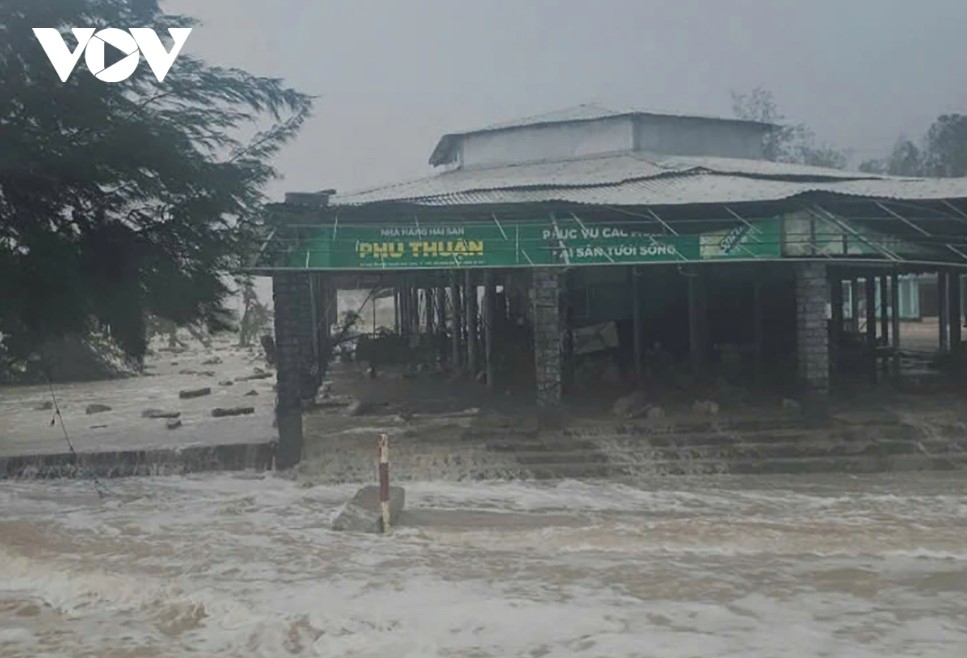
[166,418,183,430]
[612,391,649,418]
[34,401,54,411]
[211,406,255,418]
[198,371,216,377]
[629,404,664,420]
[141,409,181,419]
[179,387,212,399]
[345,400,369,417]
[332,485,405,533]
[178,369,197,375]
[236,372,273,382]
[85,404,112,415]
[89,424,109,429]
[202,356,223,365]
[219,380,234,387]
[245,390,259,397]
[170,361,179,366]
[692,400,720,416]
[782,398,802,413]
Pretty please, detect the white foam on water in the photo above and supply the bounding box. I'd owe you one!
[1,472,966,657]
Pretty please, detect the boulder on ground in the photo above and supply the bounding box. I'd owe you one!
[332,485,405,533]
[692,400,720,416]
[612,391,649,418]
[178,369,197,375]
[179,387,212,399]
[85,403,112,415]
[782,398,802,413]
[166,418,182,430]
[219,380,234,387]
[629,404,664,420]
[211,406,255,418]
[236,372,273,382]
[202,356,223,365]
[142,409,181,419]
[245,390,259,397]
[345,399,369,417]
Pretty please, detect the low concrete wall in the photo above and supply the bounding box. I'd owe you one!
[0,442,275,479]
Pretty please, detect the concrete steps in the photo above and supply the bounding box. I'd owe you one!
[458,418,967,481]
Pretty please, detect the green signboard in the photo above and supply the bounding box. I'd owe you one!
[280,217,784,270]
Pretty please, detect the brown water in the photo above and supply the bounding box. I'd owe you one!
[1,472,965,657]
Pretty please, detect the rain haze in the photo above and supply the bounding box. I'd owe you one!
[7,2,967,656]
[167,0,967,197]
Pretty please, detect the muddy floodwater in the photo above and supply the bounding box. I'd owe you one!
[1,473,965,657]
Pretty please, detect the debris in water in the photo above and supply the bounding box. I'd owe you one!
[211,406,255,418]
[179,387,212,399]
[142,409,181,419]
[85,404,112,415]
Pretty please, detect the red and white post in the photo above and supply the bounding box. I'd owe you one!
[377,433,390,533]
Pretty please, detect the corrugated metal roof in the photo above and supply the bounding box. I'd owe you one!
[331,152,944,208]
[331,161,967,208]
[480,104,627,131]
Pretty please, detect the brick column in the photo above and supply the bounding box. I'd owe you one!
[272,272,308,469]
[795,262,830,396]
[532,268,562,423]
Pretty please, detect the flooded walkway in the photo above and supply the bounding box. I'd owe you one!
[1,472,965,657]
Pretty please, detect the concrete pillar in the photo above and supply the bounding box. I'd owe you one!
[271,272,307,469]
[865,276,878,384]
[687,268,707,375]
[830,273,844,374]
[891,271,901,376]
[424,288,435,336]
[879,275,889,346]
[939,272,949,351]
[753,277,764,378]
[949,271,962,355]
[630,266,643,386]
[465,271,478,377]
[410,286,420,337]
[291,273,319,400]
[450,271,462,370]
[436,285,448,363]
[795,262,830,396]
[314,273,333,380]
[484,270,497,391]
[532,268,562,422]
[850,279,861,333]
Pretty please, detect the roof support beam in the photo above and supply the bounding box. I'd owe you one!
[809,204,902,263]
[875,202,932,237]
[646,207,679,236]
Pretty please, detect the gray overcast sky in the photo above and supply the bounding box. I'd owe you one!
[165,0,967,200]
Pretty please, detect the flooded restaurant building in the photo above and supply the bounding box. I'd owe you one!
[252,105,967,468]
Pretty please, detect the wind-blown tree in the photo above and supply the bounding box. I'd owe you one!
[0,0,312,368]
[924,114,967,178]
[859,114,967,178]
[731,88,848,169]
[860,138,924,176]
